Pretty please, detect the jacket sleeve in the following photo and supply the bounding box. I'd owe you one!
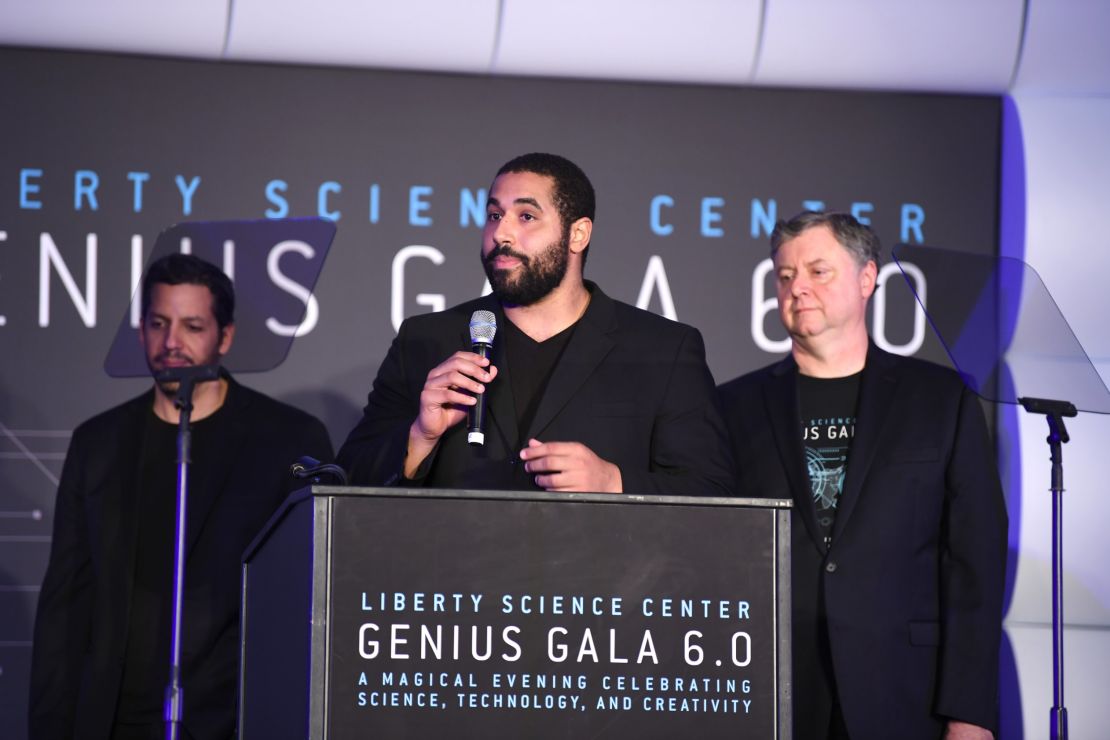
[29,430,94,740]
[618,326,737,498]
[934,386,1008,732]
[336,322,425,486]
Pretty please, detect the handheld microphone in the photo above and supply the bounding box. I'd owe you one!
[467,310,497,446]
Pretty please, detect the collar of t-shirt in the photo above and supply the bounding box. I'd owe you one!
[502,317,578,443]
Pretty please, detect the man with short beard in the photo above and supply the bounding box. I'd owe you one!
[30,254,333,740]
[338,153,733,495]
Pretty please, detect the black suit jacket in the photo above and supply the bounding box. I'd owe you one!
[717,344,1007,740]
[30,376,333,740]
[338,283,734,496]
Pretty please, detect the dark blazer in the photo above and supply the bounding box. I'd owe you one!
[30,376,333,740]
[338,283,734,497]
[717,344,1007,740]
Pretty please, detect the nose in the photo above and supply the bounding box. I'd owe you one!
[163,321,184,350]
[791,275,811,298]
[491,215,514,247]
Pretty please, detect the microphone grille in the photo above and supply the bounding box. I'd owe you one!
[469,310,497,345]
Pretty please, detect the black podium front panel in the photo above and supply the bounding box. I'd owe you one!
[241,487,790,739]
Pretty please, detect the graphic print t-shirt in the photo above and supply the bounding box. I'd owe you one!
[797,372,861,545]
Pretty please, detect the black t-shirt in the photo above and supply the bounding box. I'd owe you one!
[116,400,230,724]
[797,372,861,546]
[502,317,576,447]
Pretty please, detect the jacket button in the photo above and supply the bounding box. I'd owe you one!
[825,562,837,573]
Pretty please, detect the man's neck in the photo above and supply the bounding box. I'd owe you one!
[792,330,869,378]
[152,377,229,423]
[503,279,591,343]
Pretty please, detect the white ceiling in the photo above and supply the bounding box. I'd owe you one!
[0,0,1107,96]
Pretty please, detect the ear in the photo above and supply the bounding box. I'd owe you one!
[568,217,592,256]
[218,323,236,356]
[859,260,878,300]
[137,320,147,350]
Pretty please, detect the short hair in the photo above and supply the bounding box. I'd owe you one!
[141,253,235,329]
[770,211,883,268]
[496,153,596,263]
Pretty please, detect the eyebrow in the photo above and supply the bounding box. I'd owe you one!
[487,196,544,210]
[775,258,831,272]
[147,311,208,323]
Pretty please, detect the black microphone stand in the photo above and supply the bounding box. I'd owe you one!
[1018,396,1077,740]
[158,364,221,740]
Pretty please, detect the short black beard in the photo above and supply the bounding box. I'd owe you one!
[483,232,570,307]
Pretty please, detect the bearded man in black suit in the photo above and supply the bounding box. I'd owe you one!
[30,253,333,740]
[338,152,732,497]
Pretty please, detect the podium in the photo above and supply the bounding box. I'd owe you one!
[239,486,791,739]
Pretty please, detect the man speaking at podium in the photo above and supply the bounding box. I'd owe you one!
[30,254,333,740]
[717,212,1007,739]
[338,153,732,496]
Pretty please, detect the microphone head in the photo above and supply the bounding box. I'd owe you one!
[469,310,497,347]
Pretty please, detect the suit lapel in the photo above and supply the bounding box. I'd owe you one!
[763,356,824,551]
[831,344,900,542]
[525,286,616,440]
[114,395,152,612]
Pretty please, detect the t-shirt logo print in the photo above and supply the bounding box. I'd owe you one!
[806,446,844,516]
[802,415,856,533]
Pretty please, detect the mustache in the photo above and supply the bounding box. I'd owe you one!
[484,243,529,266]
[153,351,194,364]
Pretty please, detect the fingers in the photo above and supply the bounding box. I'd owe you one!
[520,438,575,460]
[521,439,622,493]
[521,440,589,490]
[425,352,496,396]
[418,386,477,410]
[520,441,578,470]
[532,471,576,491]
[413,353,498,441]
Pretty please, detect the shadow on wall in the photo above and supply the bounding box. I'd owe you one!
[998,630,1023,740]
[0,564,34,740]
[0,389,58,739]
[276,386,362,463]
[998,364,1023,739]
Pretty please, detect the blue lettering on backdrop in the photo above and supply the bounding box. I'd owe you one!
[74,170,99,211]
[650,195,674,236]
[20,168,43,210]
[318,181,341,221]
[700,197,724,237]
[317,179,341,219]
[410,185,433,226]
[751,198,776,238]
[175,175,201,216]
[459,187,486,228]
[265,179,289,218]
[128,171,149,212]
[7,166,930,247]
[368,184,380,224]
[901,203,925,243]
[851,201,874,224]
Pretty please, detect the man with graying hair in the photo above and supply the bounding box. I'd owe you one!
[718,211,1007,740]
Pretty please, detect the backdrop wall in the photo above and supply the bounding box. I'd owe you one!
[0,43,1085,739]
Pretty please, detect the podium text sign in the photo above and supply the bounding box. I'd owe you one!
[240,487,791,739]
